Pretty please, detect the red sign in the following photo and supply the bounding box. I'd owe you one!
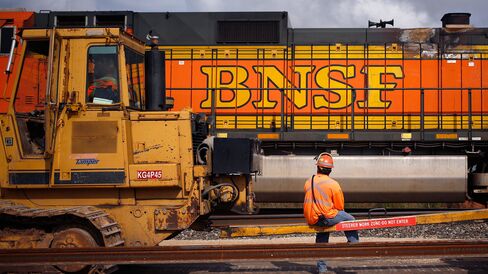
[137,170,162,180]
[336,216,417,231]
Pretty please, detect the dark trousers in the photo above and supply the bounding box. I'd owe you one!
[315,211,359,243]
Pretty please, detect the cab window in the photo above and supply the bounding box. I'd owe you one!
[14,40,49,156]
[124,47,145,109]
[86,46,120,104]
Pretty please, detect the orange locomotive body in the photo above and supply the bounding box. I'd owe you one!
[0,11,34,113]
[165,54,487,131]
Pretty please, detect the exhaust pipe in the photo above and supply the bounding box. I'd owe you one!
[144,33,166,111]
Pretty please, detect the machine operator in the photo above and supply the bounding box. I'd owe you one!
[303,152,359,243]
[86,48,120,104]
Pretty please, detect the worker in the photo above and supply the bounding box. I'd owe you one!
[86,55,120,104]
[303,152,359,243]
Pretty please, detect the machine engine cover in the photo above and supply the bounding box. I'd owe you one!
[212,138,255,175]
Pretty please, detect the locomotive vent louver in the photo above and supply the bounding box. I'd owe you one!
[441,13,471,28]
[94,15,127,29]
[54,15,87,27]
[217,20,280,43]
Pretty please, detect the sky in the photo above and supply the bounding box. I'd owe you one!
[1,0,487,28]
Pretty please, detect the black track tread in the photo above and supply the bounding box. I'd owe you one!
[0,200,124,247]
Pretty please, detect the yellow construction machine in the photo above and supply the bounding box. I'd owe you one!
[0,28,258,254]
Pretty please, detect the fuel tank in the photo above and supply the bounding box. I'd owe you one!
[255,155,467,203]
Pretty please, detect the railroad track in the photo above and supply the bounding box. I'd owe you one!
[1,240,487,266]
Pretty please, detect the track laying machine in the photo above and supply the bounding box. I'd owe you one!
[0,27,259,255]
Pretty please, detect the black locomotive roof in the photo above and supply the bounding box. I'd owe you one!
[32,11,488,46]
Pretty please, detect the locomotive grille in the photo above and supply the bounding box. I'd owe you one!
[217,20,280,43]
[54,15,87,27]
[24,96,34,105]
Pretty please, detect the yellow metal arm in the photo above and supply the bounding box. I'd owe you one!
[220,209,488,238]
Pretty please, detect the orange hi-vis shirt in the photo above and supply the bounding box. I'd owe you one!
[303,174,345,225]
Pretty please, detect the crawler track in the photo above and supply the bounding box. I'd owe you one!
[0,201,124,248]
[1,240,487,266]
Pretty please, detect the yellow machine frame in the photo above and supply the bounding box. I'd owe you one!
[0,28,253,248]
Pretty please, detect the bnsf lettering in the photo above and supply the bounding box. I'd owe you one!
[137,170,162,180]
[200,64,404,110]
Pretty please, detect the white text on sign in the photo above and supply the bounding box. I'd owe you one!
[335,216,417,231]
[137,170,162,180]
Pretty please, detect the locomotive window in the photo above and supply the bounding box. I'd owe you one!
[86,45,120,105]
[0,26,14,54]
[124,47,145,109]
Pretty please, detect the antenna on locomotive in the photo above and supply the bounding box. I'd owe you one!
[368,19,394,28]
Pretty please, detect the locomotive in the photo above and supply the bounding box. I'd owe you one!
[1,10,487,206]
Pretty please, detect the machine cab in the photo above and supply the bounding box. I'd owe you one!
[0,28,160,188]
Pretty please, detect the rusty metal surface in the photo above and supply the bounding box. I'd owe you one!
[154,189,200,231]
[0,240,487,266]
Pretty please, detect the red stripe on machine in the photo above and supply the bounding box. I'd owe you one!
[137,170,162,180]
[336,216,417,231]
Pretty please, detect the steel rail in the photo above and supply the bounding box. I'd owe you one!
[1,240,487,266]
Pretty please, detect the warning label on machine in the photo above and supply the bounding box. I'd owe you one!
[336,216,417,231]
